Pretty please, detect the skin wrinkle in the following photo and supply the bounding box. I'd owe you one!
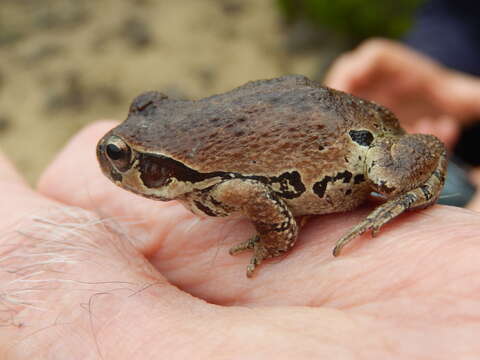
[262,307,389,359]
[352,300,480,359]
[302,220,474,310]
[323,230,480,312]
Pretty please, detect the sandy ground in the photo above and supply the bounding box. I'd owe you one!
[0,0,332,182]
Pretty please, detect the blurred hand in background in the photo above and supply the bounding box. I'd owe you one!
[324,38,480,149]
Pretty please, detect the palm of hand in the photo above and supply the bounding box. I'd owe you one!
[2,122,479,359]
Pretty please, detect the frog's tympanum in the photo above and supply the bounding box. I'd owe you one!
[97,75,447,277]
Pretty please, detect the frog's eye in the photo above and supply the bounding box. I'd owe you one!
[105,136,132,172]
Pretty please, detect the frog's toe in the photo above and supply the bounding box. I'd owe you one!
[230,235,269,277]
[371,224,382,237]
[333,197,406,256]
[332,221,371,256]
[246,262,257,278]
[246,243,269,278]
[229,235,259,256]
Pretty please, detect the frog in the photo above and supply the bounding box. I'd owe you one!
[96,75,447,277]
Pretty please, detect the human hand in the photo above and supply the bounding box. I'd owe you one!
[2,122,480,359]
[325,39,480,148]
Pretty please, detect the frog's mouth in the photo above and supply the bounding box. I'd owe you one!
[122,181,172,202]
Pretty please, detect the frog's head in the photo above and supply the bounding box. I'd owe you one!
[97,130,212,201]
[97,91,223,201]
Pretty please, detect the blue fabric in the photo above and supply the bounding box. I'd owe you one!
[404,0,480,76]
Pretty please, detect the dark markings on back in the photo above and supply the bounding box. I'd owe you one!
[349,130,374,147]
[312,170,353,198]
[251,171,306,199]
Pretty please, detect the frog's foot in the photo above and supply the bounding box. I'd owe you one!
[212,179,298,277]
[229,235,272,277]
[333,191,418,256]
[245,239,270,278]
[229,235,259,255]
[333,133,447,256]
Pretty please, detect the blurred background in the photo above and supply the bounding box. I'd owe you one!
[0,0,425,182]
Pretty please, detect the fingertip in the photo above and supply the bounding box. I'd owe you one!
[324,54,361,92]
[412,116,459,149]
[411,117,435,134]
[437,116,460,145]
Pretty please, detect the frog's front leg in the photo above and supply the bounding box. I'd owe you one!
[210,179,298,277]
[333,134,447,256]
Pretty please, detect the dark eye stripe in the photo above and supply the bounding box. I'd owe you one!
[137,153,306,199]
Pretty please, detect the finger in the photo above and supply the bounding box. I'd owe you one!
[410,116,459,149]
[435,116,460,149]
[324,52,376,92]
[324,52,360,91]
[324,39,390,93]
[434,72,480,123]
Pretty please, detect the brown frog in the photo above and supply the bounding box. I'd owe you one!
[97,75,447,277]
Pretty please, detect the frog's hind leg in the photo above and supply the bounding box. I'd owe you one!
[210,179,298,277]
[333,133,447,256]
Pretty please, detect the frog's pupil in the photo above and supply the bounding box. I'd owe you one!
[106,144,123,160]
